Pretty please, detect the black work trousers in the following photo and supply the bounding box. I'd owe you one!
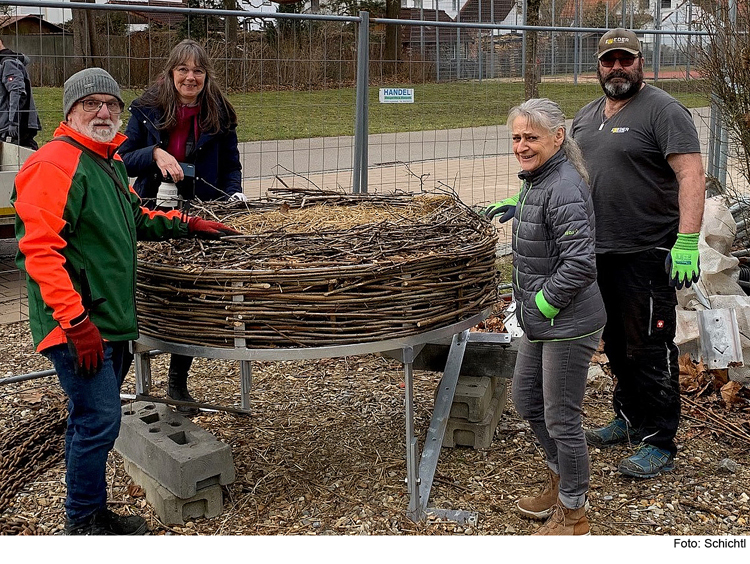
[596,248,680,455]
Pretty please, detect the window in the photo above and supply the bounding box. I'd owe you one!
[661,0,671,8]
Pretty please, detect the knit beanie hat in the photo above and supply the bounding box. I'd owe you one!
[63,67,123,117]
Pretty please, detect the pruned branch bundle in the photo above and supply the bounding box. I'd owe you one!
[136,190,499,348]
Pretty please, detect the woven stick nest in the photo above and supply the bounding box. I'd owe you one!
[136,189,499,348]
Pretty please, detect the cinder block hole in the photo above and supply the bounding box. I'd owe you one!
[196,475,220,490]
[182,499,207,521]
[454,430,476,446]
[168,431,189,445]
[168,421,182,428]
[140,413,160,424]
[148,427,160,433]
[123,410,134,416]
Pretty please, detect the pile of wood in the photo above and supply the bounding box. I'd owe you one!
[136,189,499,348]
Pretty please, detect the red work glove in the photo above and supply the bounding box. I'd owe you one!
[187,216,240,240]
[64,316,104,377]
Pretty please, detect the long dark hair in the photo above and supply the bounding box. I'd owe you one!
[139,39,237,134]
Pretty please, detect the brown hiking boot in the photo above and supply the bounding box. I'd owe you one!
[517,469,560,520]
[533,500,590,536]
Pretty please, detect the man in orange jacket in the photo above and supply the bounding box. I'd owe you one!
[12,68,237,535]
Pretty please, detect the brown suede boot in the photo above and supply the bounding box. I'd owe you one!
[533,500,590,536]
[517,469,560,520]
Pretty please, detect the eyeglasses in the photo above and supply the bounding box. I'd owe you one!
[174,66,206,77]
[599,54,638,68]
[79,99,124,115]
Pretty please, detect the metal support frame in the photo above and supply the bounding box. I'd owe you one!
[131,309,493,522]
[415,329,471,523]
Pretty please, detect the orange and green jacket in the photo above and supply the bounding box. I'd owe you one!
[12,122,189,351]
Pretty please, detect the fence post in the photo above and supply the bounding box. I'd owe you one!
[353,10,369,194]
[653,2,661,82]
[708,94,728,189]
[435,0,441,83]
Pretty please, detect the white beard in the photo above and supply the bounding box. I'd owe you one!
[86,118,122,143]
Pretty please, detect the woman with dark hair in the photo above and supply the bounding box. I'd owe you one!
[483,98,605,535]
[119,39,245,414]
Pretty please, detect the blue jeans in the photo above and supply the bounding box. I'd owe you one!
[512,330,602,510]
[43,341,133,523]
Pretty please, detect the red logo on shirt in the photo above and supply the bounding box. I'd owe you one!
[656,320,664,329]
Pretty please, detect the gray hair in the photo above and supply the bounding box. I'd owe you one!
[506,98,589,184]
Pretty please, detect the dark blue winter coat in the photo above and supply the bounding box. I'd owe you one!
[118,99,242,205]
[511,149,606,341]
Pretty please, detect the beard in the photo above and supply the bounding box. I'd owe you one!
[597,65,643,100]
[86,117,122,143]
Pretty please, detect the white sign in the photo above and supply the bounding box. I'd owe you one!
[379,88,415,104]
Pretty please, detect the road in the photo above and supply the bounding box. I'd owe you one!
[238,108,726,208]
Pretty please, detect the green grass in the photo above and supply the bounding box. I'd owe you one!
[30,80,709,146]
[496,255,514,285]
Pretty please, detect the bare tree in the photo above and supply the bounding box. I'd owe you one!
[695,7,750,243]
[384,0,400,77]
[223,0,238,43]
[71,0,102,69]
[524,0,541,100]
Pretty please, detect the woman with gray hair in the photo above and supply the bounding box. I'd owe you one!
[482,98,605,535]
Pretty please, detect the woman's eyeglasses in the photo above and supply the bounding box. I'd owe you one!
[599,54,638,68]
[79,99,124,115]
[174,66,206,77]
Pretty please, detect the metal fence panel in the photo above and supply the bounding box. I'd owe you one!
[0,0,744,220]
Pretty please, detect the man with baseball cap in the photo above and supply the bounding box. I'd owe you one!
[12,68,238,534]
[571,30,705,479]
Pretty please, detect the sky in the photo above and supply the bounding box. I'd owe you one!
[15,0,279,25]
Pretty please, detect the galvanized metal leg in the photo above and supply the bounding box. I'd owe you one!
[132,342,152,396]
[240,360,252,413]
[402,345,422,521]
[420,329,478,525]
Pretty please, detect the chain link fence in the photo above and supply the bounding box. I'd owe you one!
[0,0,743,211]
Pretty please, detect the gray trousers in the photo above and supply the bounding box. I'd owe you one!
[512,330,602,510]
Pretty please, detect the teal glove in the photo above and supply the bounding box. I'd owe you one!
[535,290,560,320]
[482,194,520,223]
[666,232,700,289]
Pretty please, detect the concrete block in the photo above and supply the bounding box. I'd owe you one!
[409,337,518,379]
[436,373,507,422]
[443,380,508,449]
[115,401,235,498]
[123,459,223,526]
[449,376,493,423]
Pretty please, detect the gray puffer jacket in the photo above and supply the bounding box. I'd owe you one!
[511,149,606,341]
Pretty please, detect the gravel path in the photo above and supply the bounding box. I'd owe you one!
[1,320,748,539]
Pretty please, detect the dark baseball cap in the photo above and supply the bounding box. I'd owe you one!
[597,28,641,58]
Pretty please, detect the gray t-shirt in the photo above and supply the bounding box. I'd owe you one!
[571,85,701,253]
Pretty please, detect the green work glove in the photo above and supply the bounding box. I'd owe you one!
[535,290,560,320]
[482,193,520,223]
[666,232,700,289]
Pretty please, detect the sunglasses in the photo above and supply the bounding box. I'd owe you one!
[599,54,639,68]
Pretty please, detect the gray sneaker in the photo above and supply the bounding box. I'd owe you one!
[618,444,675,478]
[585,417,644,448]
